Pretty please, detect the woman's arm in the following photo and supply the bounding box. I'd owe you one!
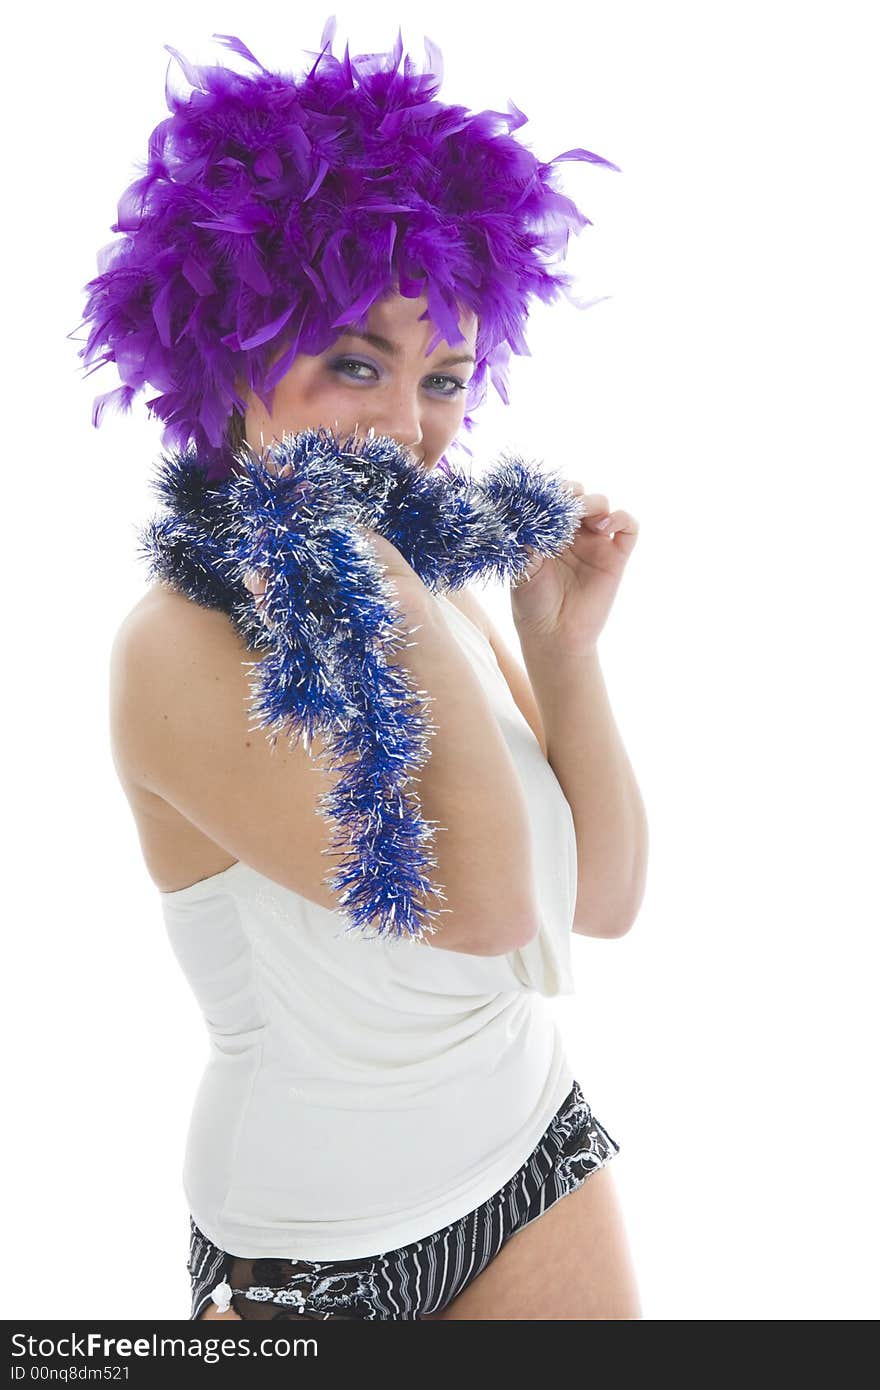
[519,638,649,939]
[111,585,541,956]
[387,587,543,952]
[442,586,647,940]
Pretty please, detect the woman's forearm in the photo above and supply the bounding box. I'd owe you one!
[392,589,539,955]
[518,637,648,937]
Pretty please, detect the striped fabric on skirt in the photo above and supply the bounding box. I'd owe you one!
[187,1078,620,1321]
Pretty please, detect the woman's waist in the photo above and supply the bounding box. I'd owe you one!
[186,1027,572,1236]
[198,995,563,1117]
[206,986,539,1074]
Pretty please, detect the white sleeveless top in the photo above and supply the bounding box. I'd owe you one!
[159,592,579,1260]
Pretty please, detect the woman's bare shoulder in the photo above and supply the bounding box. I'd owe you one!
[116,583,243,665]
[128,582,492,651]
[123,580,223,627]
[109,582,252,778]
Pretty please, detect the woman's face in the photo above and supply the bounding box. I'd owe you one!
[238,289,478,471]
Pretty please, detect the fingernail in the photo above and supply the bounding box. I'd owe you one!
[592,515,612,530]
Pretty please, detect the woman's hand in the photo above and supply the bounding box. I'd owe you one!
[510,482,640,653]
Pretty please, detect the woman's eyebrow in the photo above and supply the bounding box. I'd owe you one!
[338,329,475,368]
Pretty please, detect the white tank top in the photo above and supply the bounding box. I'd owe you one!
[159,592,579,1260]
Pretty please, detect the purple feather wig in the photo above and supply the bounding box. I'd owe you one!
[70,17,621,480]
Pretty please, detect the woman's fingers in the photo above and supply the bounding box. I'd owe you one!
[243,570,266,597]
[243,464,295,622]
[262,457,296,480]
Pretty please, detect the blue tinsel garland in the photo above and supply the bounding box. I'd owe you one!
[136,427,584,943]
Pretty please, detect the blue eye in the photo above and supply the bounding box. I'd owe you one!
[329,358,467,397]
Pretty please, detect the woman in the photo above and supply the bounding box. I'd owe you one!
[81,23,645,1319]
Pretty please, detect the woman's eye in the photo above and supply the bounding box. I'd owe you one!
[329,358,467,397]
[332,357,374,381]
[428,374,468,396]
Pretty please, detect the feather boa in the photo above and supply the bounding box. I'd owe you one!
[137,429,584,943]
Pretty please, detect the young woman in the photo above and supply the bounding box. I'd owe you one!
[81,23,646,1320]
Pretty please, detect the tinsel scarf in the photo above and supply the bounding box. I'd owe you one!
[137,428,584,943]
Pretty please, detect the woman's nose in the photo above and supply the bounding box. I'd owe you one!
[373,428,423,461]
[365,400,423,459]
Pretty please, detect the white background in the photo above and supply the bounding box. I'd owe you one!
[4,0,877,1320]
